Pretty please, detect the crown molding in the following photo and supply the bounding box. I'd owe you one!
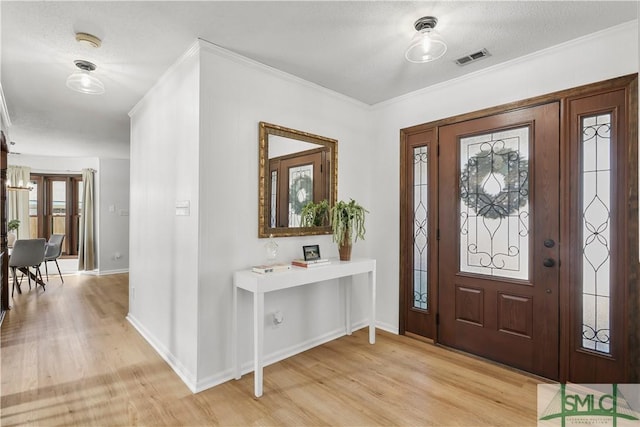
[0,81,12,135]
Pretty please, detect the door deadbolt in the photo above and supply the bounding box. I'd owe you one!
[544,239,555,248]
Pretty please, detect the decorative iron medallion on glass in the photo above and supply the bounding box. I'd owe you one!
[460,147,529,219]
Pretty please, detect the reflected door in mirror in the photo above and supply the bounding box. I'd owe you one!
[269,148,329,227]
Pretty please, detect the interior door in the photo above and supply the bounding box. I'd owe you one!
[438,103,560,379]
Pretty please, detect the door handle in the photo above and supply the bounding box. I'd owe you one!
[543,258,555,268]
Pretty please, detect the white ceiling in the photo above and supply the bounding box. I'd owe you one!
[1,1,637,159]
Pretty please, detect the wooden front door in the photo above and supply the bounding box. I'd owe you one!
[438,103,561,379]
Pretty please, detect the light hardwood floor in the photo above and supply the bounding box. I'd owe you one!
[1,273,546,426]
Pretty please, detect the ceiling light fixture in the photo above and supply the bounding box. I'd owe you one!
[66,60,105,95]
[405,16,447,63]
[75,32,102,48]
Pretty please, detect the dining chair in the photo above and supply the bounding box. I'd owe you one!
[44,234,65,283]
[8,238,46,296]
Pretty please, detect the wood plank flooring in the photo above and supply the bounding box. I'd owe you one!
[1,273,547,426]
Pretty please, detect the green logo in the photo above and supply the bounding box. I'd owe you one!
[539,384,640,426]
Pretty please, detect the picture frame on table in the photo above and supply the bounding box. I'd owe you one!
[303,244,321,261]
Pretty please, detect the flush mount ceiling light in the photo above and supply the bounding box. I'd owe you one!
[75,32,102,48]
[66,59,105,95]
[405,16,448,63]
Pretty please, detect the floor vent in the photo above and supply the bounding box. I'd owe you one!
[455,49,490,66]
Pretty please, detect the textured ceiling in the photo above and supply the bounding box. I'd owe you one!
[1,1,638,159]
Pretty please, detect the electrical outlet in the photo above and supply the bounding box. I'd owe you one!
[273,310,284,326]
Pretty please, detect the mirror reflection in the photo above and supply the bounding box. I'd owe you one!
[259,122,337,237]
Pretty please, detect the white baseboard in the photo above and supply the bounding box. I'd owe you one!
[195,321,374,393]
[126,313,198,393]
[79,269,98,276]
[98,268,129,276]
[78,268,129,276]
[376,320,399,335]
[127,313,390,394]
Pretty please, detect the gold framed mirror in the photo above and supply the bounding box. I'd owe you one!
[259,122,337,238]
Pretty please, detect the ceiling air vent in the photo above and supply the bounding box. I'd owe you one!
[455,49,490,66]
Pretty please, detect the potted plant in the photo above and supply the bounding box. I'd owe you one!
[300,199,330,227]
[7,219,20,247]
[331,199,368,261]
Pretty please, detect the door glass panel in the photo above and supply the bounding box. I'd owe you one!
[288,164,313,227]
[413,146,429,310]
[52,181,67,252]
[77,180,83,253]
[270,171,277,228]
[580,113,611,354]
[29,180,38,238]
[459,126,530,279]
[77,181,83,215]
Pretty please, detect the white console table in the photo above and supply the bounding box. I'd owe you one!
[232,258,376,397]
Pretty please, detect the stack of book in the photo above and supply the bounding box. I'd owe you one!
[251,263,292,274]
[291,258,330,268]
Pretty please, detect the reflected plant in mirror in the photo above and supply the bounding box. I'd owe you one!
[300,199,330,227]
[259,122,337,238]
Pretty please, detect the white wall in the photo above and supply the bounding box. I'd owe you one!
[98,158,130,274]
[368,21,639,331]
[128,40,373,392]
[196,42,372,390]
[128,45,201,388]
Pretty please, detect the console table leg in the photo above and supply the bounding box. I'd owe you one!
[344,277,352,335]
[253,291,264,397]
[369,270,376,344]
[233,284,240,380]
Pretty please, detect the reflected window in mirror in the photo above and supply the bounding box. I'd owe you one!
[259,122,337,237]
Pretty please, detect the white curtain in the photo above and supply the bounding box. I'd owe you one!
[78,168,95,271]
[7,165,31,240]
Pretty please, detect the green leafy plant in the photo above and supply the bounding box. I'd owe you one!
[7,219,20,232]
[330,199,368,246]
[300,199,330,227]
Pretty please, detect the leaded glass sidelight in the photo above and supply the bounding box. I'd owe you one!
[270,171,277,228]
[413,146,428,310]
[287,164,313,227]
[581,113,612,354]
[459,127,530,280]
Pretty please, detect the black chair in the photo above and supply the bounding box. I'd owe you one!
[9,238,46,296]
[44,234,65,283]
